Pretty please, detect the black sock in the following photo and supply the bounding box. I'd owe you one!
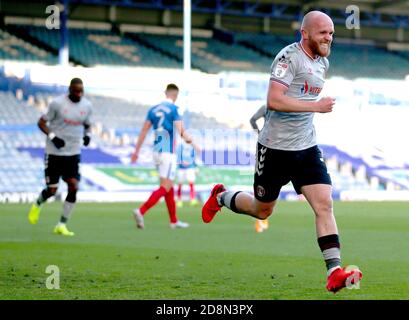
[317,234,341,272]
[36,189,52,206]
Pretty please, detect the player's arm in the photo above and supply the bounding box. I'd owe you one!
[131,120,152,163]
[249,105,266,133]
[83,123,91,146]
[37,116,50,136]
[83,106,92,147]
[38,114,65,149]
[191,142,201,154]
[249,113,260,132]
[267,81,335,113]
[174,120,192,144]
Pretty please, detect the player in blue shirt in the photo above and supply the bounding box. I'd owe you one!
[131,83,194,229]
[176,141,200,207]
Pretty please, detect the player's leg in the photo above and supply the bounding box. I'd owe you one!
[133,153,170,227]
[187,168,198,205]
[53,177,78,235]
[202,143,283,223]
[133,153,186,228]
[176,169,184,208]
[202,183,279,223]
[301,184,339,268]
[295,146,362,293]
[133,181,168,229]
[162,154,188,228]
[301,184,361,292]
[53,155,81,236]
[162,177,177,224]
[164,179,188,228]
[28,154,59,224]
[28,186,58,224]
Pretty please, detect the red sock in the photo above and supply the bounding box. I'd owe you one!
[165,187,177,224]
[189,182,195,200]
[140,186,167,215]
[177,184,182,200]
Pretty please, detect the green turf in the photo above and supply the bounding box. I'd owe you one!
[1,201,409,300]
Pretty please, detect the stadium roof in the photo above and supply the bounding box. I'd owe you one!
[235,0,409,17]
[37,0,409,18]
[3,0,409,29]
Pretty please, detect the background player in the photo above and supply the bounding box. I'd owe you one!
[131,83,193,229]
[201,11,362,293]
[28,78,92,236]
[249,105,269,233]
[249,104,267,134]
[176,140,200,208]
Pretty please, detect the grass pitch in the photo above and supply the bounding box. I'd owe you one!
[1,201,409,300]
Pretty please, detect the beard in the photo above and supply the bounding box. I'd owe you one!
[68,93,81,103]
[310,38,331,57]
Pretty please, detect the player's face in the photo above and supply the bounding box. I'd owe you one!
[308,20,334,57]
[69,84,84,102]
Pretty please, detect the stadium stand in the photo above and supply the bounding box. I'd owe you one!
[0,85,401,195]
[3,23,408,78]
[236,31,409,79]
[235,32,293,58]
[130,32,272,73]
[329,42,409,79]
[9,25,180,68]
[1,0,409,198]
[0,28,56,64]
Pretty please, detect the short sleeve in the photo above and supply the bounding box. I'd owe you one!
[145,109,153,123]
[270,53,298,88]
[173,105,181,121]
[43,100,58,121]
[322,57,329,78]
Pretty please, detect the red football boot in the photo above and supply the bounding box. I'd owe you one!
[202,184,226,223]
[326,267,363,293]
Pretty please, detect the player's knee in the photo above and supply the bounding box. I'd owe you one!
[67,182,78,192]
[160,180,173,192]
[315,197,333,216]
[46,187,58,196]
[256,206,274,220]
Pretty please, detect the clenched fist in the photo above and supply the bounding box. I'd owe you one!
[315,97,336,113]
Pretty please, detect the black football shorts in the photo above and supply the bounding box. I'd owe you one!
[253,143,332,202]
[44,154,81,186]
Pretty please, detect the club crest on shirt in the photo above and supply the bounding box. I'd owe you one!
[256,185,265,197]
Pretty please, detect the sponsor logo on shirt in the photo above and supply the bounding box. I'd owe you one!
[300,81,322,96]
[64,118,83,126]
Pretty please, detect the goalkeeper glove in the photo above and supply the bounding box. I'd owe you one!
[83,134,91,146]
[48,132,65,149]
